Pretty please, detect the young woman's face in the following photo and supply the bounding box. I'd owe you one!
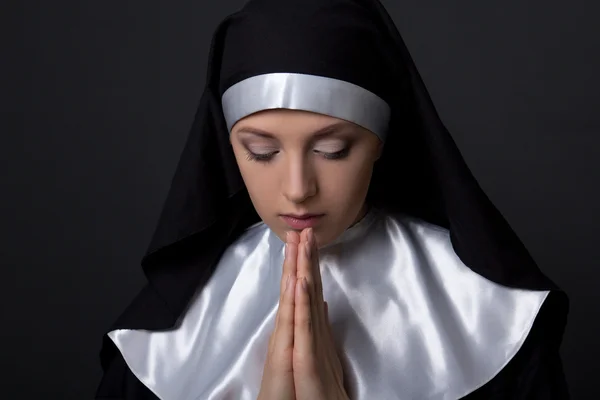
[230,109,382,247]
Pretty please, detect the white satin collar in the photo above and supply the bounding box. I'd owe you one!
[109,209,549,400]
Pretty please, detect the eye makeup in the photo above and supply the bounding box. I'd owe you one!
[243,146,351,163]
[239,131,355,164]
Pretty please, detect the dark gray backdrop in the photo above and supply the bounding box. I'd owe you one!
[5,0,598,398]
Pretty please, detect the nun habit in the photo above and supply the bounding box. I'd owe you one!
[95,0,570,399]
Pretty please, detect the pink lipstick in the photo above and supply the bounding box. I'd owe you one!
[280,214,324,230]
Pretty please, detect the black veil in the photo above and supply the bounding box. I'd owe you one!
[100,0,567,371]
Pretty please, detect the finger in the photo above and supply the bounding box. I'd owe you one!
[300,229,330,338]
[273,273,297,356]
[294,277,314,357]
[288,229,301,245]
[307,228,324,302]
[297,231,314,295]
[302,229,326,329]
[275,235,297,334]
[280,232,299,297]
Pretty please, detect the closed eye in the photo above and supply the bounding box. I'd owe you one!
[245,150,279,162]
[316,147,350,160]
[244,147,350,163]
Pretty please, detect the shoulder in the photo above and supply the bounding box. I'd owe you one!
[380,210,552,302]
[380,211,569,398]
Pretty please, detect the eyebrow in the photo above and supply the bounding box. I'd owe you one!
[235,121,352,140]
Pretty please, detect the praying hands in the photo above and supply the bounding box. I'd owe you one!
[258,228,349,400]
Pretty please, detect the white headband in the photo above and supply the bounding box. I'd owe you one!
[221,72,391,141]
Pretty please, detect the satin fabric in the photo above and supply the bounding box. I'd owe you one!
[221,73,391,140]
[109,208,549,400]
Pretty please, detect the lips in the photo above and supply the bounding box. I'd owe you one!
[280,213,324,230]
[282,214,321,219]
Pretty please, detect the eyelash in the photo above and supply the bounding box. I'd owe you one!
[245,148,350,163]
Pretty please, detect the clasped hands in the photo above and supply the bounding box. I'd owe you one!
[258,228,349,400]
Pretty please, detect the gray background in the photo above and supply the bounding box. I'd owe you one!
[4,0,598,398]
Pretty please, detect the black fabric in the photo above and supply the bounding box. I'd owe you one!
[96,0,569,397]
[219,0,396,104]
[95,292,569,399]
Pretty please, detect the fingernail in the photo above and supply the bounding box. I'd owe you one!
[284,243,288,258]
[305,241,311,258]
[286,231,291,242]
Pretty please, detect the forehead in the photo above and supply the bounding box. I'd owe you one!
[232,109,367,139]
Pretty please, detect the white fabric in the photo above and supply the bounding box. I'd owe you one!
[221,72,391,141]
[109,209,549,400]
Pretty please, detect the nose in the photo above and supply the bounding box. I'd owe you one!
[281,153,317,204]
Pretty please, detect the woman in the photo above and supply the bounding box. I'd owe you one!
[95,0,569,399]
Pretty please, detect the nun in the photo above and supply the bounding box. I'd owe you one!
[95,0,570,399]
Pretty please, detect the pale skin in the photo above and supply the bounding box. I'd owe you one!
[230,109,382,247]
[230,109,383,399]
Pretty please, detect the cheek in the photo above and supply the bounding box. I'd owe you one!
[232,144,259,185]
[320,157,374,205]
[236,163,277,208]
